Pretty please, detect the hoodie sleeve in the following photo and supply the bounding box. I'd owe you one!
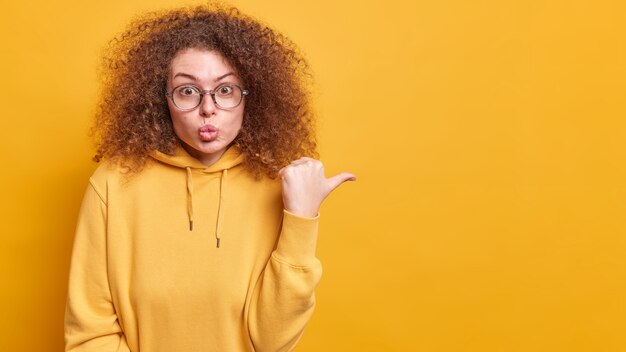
[64,180,130,352]
[248,210,323,352]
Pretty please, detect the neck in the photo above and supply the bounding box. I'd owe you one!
[181,144,228,167]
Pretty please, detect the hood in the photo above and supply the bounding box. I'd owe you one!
[151,144,245,171]
[150,145,245,248]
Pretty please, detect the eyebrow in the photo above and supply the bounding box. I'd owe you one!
[172,72,236,83]
[215,72,235,82]
[172,72,198,81]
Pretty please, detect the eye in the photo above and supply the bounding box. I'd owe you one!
[216,85,234,96]
[176,86,200,96]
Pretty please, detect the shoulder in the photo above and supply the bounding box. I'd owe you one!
[89,159,127,185]
[87,160,140,203]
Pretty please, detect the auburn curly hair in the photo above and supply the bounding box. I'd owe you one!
[92,2,317,178]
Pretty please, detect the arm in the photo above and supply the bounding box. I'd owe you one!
[248,210,322,352]
[64,181,130,352]
[249,158,356,351]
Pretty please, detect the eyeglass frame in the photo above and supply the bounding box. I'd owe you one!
[165,83,249,111]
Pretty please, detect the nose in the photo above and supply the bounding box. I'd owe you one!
[199,93,217,117]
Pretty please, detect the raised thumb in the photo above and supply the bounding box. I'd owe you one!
[326,172,357,193]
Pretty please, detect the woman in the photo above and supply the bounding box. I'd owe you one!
[64,4,355,352]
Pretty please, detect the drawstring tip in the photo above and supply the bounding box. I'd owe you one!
[216,238,221,248]
[189,220,193,231]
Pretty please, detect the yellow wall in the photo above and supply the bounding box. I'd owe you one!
[1,0,624,351]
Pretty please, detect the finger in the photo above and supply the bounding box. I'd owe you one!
[326,172,357,192]
[290,157,316,166]
[289,160,308,167]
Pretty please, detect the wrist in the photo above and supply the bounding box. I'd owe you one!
[283,206,318,218]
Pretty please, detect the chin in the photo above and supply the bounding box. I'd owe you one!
[196,142,228,154]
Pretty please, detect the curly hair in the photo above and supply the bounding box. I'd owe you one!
[92,2,317,179]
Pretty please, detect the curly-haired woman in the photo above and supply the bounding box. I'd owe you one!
[64,4,355,352]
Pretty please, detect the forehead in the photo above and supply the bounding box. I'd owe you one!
[168,48,238,83]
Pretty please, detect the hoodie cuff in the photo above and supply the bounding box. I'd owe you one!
[274,210,320,267]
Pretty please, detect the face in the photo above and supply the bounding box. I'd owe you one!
[166,48,245,166]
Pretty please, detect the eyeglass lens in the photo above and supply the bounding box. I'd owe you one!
[172,84,244,110]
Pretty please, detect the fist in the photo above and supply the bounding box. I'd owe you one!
[278,157,356,217]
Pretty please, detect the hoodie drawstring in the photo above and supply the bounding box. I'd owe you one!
[185,167,227,249]
[186,167,194,231]
[215,169,227,248]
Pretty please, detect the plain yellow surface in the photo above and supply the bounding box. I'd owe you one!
[1,0,625,351]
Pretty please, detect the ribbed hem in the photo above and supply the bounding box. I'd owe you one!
[274,210,320,267]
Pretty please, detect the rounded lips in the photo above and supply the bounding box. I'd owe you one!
[199,124,218,133]
[198,124,219,141]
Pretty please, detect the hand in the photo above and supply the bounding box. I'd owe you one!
[278,157,357,217]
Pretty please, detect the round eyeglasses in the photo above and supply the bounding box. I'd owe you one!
[166,83,249,111]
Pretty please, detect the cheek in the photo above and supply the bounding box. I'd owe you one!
[236,112,244,127]
[168,109,193,138]
[167,103,188,126]
[231,114,244,135]
[237,118,243,134]
[169,114,184,132]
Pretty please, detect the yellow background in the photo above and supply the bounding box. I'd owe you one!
[1,0,625,351]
